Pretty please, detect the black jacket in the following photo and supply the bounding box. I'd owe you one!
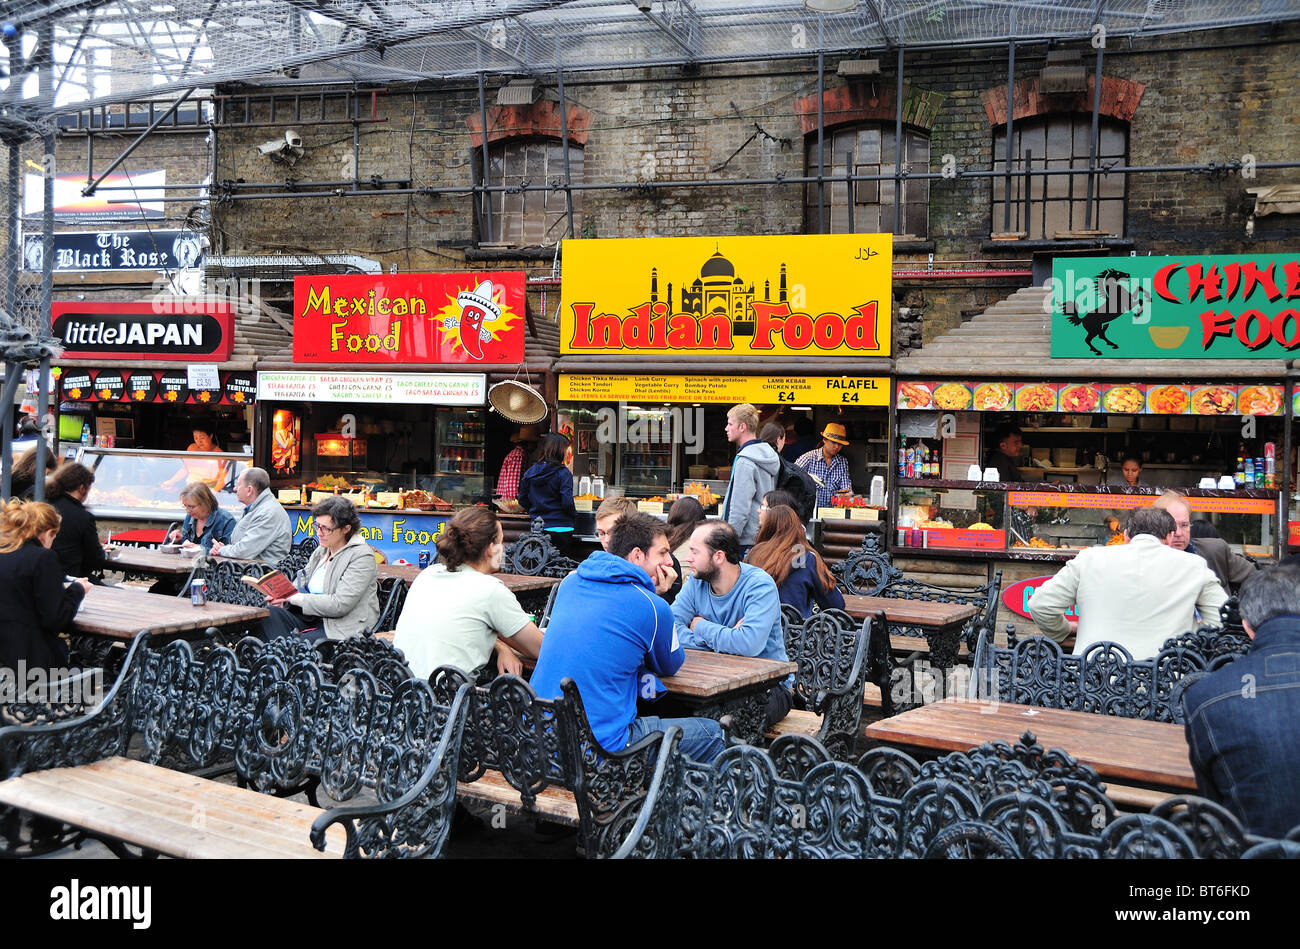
[0,540,83,671]
[51,494,107,577]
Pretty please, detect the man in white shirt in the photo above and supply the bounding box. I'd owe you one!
[1029,506,1228,660]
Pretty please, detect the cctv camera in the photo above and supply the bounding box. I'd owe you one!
[285,129,303,149]
[637,1,652,11]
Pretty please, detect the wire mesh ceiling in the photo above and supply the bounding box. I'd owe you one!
[1,0,1299,128]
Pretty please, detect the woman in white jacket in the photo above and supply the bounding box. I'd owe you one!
[261,496,379,641]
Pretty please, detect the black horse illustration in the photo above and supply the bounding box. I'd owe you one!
[1059,268,1148,355]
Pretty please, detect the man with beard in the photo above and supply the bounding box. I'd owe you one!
[671,521,792,726]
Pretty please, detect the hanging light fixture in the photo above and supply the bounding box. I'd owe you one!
[804,0,858,12]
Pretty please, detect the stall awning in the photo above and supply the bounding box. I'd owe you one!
[895,286,1291,379]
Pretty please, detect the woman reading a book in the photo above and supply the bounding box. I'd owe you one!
[393,506,544,680]
[257,495,378,641]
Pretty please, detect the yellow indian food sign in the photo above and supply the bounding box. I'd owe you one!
[560,374,889,406]
[561,234,892,356]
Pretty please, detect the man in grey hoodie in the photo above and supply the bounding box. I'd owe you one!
[722,403,781,555]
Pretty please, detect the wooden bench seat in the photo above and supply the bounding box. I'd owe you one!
[457,773,580,825]
[889,634,970,658]
[0,757,346,859]
[1105,784,1177,811]
[765,709,822,742]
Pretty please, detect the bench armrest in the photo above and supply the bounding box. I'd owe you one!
[608,726,683,859]
[309,683,472,858]
[0,636,148,779]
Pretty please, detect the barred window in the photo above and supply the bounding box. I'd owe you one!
[478,139,583,246]
[991,115,1127,239]
[805,124,930,237]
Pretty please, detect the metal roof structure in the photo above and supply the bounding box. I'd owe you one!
[3,1,1300,138]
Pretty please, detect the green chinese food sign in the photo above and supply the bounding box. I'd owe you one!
[1051,254,1300,358]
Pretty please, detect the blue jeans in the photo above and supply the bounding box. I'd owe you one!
[628,715,726,765]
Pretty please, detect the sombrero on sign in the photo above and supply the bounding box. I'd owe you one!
[489,380,549,424]
[456,280,502,319]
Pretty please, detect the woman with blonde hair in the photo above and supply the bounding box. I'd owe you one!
[0,499,92,671]
[745,504,844,618]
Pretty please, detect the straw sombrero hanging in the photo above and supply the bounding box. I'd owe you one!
[489,379,549,425]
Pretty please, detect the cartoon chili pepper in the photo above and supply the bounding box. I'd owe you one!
[454,280,501,361]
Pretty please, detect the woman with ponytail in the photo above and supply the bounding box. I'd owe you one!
[0,499,93,672]
[393,506,544,680]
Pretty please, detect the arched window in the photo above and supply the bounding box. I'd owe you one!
[477,138,583,246]
[991,114,1128,239]
[805,124,930,236]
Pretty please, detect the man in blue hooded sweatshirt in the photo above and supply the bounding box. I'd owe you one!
[529,513,726,764]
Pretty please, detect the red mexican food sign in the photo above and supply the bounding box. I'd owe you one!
[293,272,525,364]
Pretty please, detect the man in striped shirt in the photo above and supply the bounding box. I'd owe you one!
[794,423,852,508]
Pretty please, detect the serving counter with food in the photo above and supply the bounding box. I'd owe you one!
[77,447,252,530]
[895,479,1279,562]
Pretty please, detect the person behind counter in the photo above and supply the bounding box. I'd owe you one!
[161,421,230,492]
[8,444,59,499]
[794,423,852,509]
[985,424,1024,482]
[495,425,539,501]
[746,504,845,619]
[393,506,544,680]
[45,463,108,580]
[168,482,236,553]
[518,432,576,530]
[209,467,292,565]
[259,495,378,642]
[1119,455,1149,488]
[0,499,92,672]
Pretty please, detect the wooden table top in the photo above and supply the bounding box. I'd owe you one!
[660,649,797,699]
[104,546,202,575]
[842,595,977,628]
[864,698,1196,790]
[514,647,796,701]
[377,565,561,594]
[74,584,269,640]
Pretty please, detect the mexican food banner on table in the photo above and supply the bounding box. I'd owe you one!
[560,234,892,357]
[895,380,1283,415]
[293,273,525,364]
[1050,253,1300,358]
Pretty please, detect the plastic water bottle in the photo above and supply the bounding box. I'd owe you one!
[80,423,91,446]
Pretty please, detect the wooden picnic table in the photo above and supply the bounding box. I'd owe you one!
[104,545,203,576]
[73,584,269,641]
[842,595,978,670]
[864,697,1196,792]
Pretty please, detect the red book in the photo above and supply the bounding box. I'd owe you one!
[240,570,298,599]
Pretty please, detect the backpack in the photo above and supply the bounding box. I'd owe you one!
[775,455,819,522]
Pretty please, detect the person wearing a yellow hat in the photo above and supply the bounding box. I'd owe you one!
[794,423,853,508]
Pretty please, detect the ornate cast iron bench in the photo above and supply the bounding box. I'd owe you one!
[766,608,877,759]
[428,667,678,858]
[0,635,471,859]
[832,533,1002,653]
[613,728,1295,859]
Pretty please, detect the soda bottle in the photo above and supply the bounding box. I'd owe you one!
[80,423,91,446]
[1244,456,1254,487]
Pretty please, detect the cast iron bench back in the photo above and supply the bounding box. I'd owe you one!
[503,517,579,578]
[615,728,1289,859]
[0,635,471,859]
[971,628,1236,723]
[778,607,875,759]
